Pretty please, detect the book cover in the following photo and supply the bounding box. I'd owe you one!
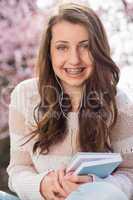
[66,152,122,178]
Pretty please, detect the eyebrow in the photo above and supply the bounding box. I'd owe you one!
[55,40,89,44]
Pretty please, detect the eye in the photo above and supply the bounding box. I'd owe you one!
[79,43,89,49]
[56,45,68,51]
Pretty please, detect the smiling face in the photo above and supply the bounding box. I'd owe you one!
[50,20,94,92]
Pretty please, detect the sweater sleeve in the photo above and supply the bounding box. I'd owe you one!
[7,81,49,200]
[108,90,133,199]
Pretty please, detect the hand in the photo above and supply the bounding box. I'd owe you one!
[58,169,93,196]
[40,170,67,200]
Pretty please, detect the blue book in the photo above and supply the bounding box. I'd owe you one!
[66,152,122,178]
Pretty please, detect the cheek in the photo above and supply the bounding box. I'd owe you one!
[84,52,93,66]
[51,57,64,75]
[51,53,66,69]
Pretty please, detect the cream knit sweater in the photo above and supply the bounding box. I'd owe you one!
[7,78,133,200]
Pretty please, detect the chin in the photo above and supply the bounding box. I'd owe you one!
[66,81,85,88]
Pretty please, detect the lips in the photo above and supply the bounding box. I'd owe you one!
[64,68,85,75]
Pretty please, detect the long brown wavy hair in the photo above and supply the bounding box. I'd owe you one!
[32,3,120,154]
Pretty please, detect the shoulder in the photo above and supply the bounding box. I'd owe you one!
[10,78,39,114]
[11,78,39,101]
[12,78,38,96]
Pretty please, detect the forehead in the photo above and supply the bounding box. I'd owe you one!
[51,20,89,43]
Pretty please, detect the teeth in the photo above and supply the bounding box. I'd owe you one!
[64,68,84,75]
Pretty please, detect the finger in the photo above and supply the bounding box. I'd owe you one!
[54,182,67,198]
[44,171,66,198]
[64,174,92,183]
[48,192,61,200]
[61,179,79,195]
[61,180,71,194]
[54,170,67,197]
[58,168,71,195]
[58,168,66,185]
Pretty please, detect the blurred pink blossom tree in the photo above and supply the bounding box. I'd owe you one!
[0,0,44,138]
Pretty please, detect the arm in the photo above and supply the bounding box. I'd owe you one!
[7,82,50,200]
[104,93,133,199]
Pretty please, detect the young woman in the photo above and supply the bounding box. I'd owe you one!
[5,3,133,200]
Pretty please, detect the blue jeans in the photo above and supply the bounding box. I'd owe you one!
[66,182,128,200]
[0,191,19,200]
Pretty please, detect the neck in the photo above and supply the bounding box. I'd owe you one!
[62,84,84,112]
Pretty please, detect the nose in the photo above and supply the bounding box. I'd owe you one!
[68,47,80,65]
